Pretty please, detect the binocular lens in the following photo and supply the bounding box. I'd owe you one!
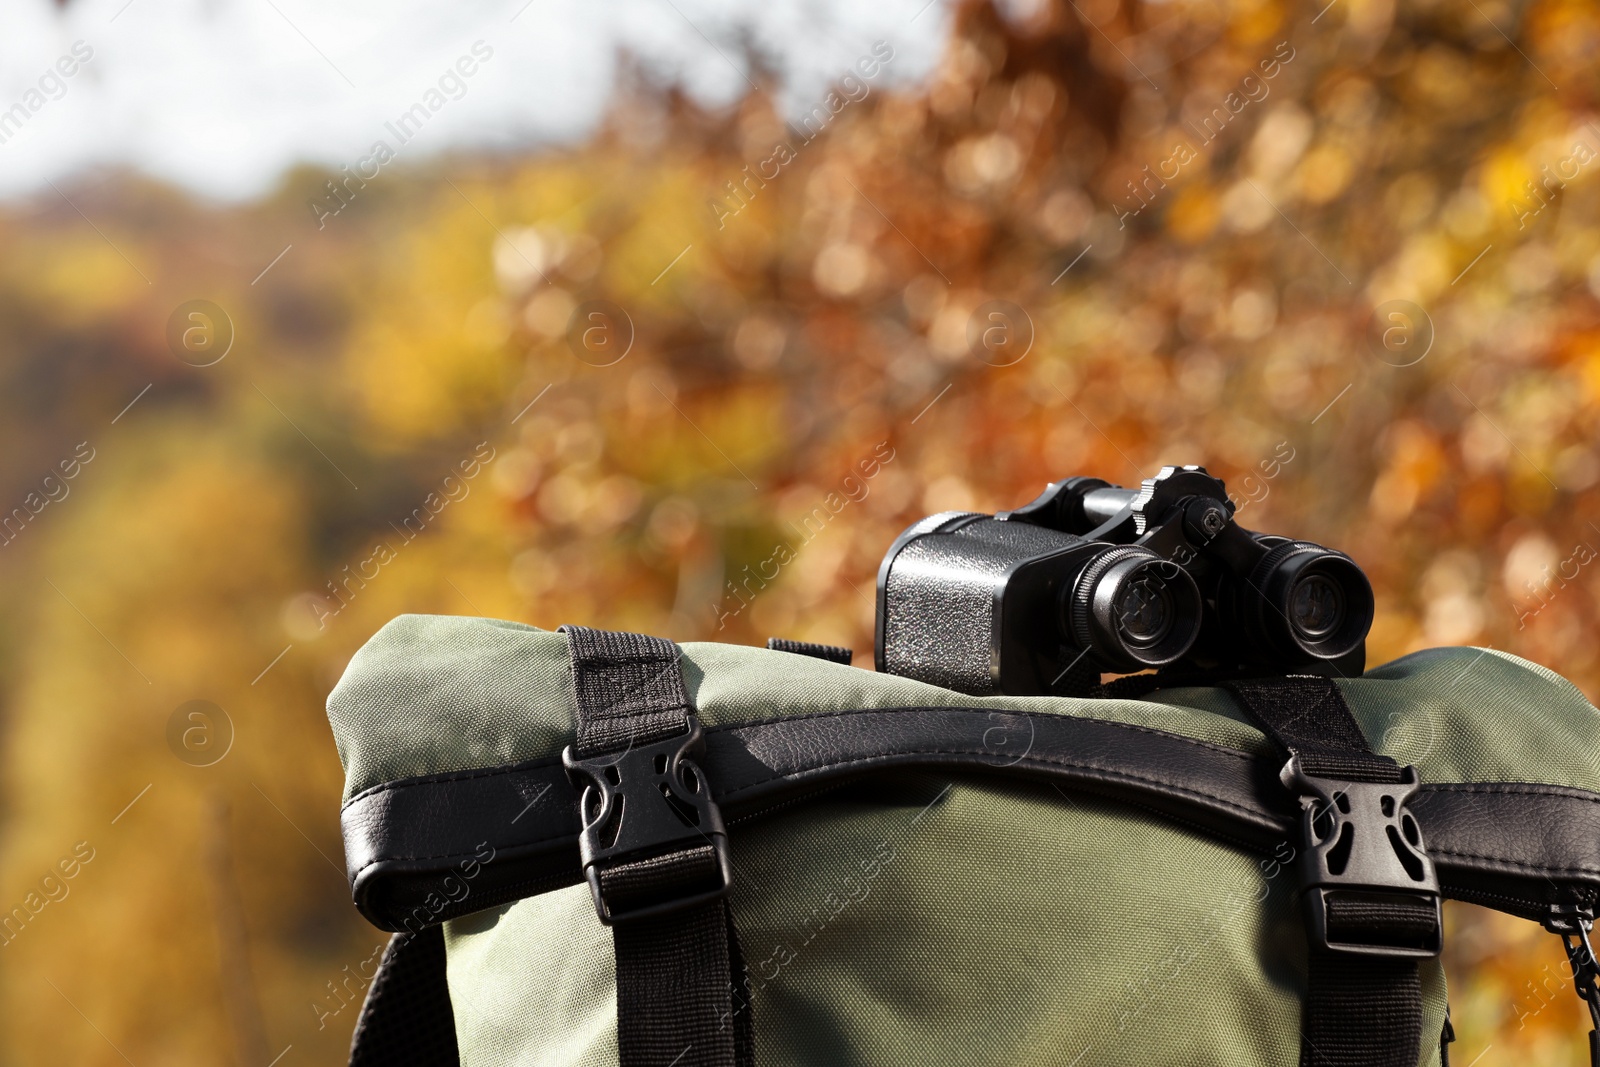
[1289,573,1344,639]
[1113,578,1174,646]
[1067,547,1202,672]
[1250,542,1373,662]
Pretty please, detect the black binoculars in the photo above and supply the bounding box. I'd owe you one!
[874,466,1374,696]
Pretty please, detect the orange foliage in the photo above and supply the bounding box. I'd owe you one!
[1,0,1599,1061]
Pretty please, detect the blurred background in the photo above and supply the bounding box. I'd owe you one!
[1,0,1598,1061]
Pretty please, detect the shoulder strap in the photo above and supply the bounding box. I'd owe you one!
[559,625,754,1067]
[347,928,459,1067]
[1225,677,1441,1067]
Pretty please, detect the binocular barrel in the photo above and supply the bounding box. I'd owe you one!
[875,466,1375,696]
[874,514,1203,696]
[1077,486,1139,527]
[1067,545,1203,671]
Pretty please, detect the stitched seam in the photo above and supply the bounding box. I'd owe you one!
[1430,847,1600,875]
[1422,783,1600,804]
[714,747,1267,814]
[348,833,570,880]
[714,705,1266,762]
[350,832,1600,885]
[346,757,563,805]
[718,746,1264,810]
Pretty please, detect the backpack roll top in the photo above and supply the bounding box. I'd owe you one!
[328,614,1600,1067]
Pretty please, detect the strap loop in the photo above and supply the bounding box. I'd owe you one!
[1225,676,1437,1067]
[559,625,753,1067]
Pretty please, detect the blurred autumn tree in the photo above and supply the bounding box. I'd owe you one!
[1,0,1599,1062]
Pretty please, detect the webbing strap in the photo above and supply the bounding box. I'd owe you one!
[1302,954,1423,1067]
[1226,676,1403,784]
[567,627,695,758]
[613,861,753,1067]
[765,636,854,665]
[1224,676,1432,1067]
[560,625,753,1067]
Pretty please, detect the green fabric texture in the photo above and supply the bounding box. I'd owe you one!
[327,614,1599,1066]
[446,781,1447,1067]
[327,614,1600,803]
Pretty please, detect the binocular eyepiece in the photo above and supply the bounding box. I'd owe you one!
[1240,539,1373,664]
[875,466,1373,696]
[1067,545,1202,672]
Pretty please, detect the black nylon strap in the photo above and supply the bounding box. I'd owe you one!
[614,887,752,1067]
[598,843,729,914]
[565,626,694,758]
[561,625,752,1067]
[765,637,853,665]
[347,928,459,1067]
[1226,675,1403,783]
[1324,895,1439,945]
[1225,676,1429,1067]
[1302,954,1422,1067]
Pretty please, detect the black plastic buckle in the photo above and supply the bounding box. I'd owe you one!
[1282,755,1442,959]
[562,715,731,925]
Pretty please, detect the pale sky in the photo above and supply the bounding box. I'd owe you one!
[0,0,952,201]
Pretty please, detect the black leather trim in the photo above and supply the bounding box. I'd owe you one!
[340,705,1600,931]
[1413,783,1600,919]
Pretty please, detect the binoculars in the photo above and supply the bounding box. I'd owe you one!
[874,466,1374,696]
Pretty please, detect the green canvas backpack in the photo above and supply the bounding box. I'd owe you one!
[327,613,1600,1067]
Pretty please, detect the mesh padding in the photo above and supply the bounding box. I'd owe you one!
[349,928,459,1067]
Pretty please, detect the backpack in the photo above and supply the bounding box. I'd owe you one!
[326,613,1600,1066]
